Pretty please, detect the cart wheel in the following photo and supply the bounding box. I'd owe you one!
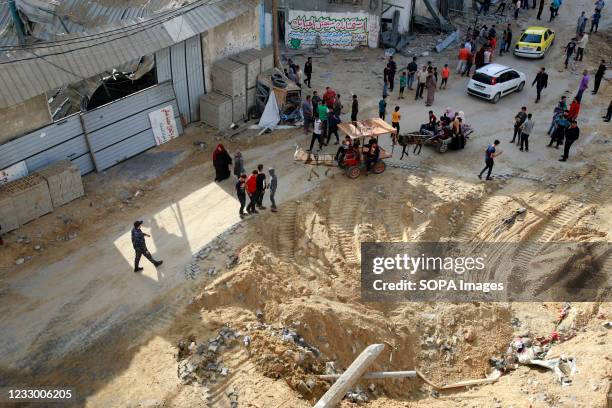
[438,143,448,153]
[346,166,361,179]
[373,160,386,174]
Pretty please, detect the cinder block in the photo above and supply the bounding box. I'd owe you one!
[200,92,233,130]
[232,94,246,123]
[0,174,53,225]
[0,192,19,233]
[212,58,246,97]
[229,50,262,89]
[37,160,85,208]
[246,87,257,115]
[250,47,274,72]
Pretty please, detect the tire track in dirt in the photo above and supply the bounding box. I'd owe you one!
[328,189,362,266]
[514,200,586,267]
[276,202,298,261]
[454,195,511,242]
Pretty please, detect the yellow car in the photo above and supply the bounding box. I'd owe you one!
[513,27,555,58]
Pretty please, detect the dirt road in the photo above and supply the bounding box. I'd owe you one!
[0,0,610,406]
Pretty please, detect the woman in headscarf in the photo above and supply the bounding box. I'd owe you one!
[213,144,232,182]
[425,67,437,107]
[233,150,245,178]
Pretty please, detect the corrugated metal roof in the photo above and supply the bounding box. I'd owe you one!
[0,0,259,108]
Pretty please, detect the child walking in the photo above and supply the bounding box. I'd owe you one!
[440,64,450,89]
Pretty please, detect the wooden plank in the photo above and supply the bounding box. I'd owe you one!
[313,344,384,408]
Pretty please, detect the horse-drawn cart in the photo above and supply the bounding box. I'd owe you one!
[294,118,396,179]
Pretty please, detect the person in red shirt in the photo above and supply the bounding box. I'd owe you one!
[568,98,581,120]
[457,46,470,74]
[245,170,259,214]
[440,64,450,89]
[323,87,336,108]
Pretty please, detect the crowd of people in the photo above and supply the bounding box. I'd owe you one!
[212,144,279,218]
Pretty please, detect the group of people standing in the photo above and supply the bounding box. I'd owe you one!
[212,144,279,218]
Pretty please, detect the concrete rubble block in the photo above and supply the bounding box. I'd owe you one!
[0,173,53,226]
[232,94,246,123]
[0,191,20,232]
[200,92,233,130]
[250,47,274,72]
[37,160,85,208]
[229,49,262,89]
[212,58,247,98]
[246,87,257,115]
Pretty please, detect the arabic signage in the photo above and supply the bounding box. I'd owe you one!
[149,105,179,146]
[286,10,379,49]
[0,161,28,185]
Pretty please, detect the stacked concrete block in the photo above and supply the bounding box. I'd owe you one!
[229,50,263,118]
[211,58,246,98]
[229,50,261,89]
[0,174,53,226]
[0,192,19,233]
[200,93,233,130]
[232,94,246,123]
[37,160,85,208]
[249,47,274,72]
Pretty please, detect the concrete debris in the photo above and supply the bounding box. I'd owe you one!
[176,326,240,387]
[15,258,25,265]
[16,236,31,244]
[226,387,238,408]
[346,386,368,403]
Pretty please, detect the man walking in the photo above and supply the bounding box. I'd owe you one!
[457,45,470,74]
[236,174,247,219]
[559,121,580,161]
[333,94,343,116]
[309,117,323,152]
[592,60,606,94]
[387,56,397,92]
[519,113,534,152]
[576,70,589,101]
[268,168,278,213]
[351,95,359,122]
[302,95,313,134]
[575,32,588,61]
[577,11,588,37]
[564,38,577,69]
[590,9,601,33]
[304,57,313,88]
[407,57,418,89]
[131,220,163,272]
[379,95,387,120]
[246,170,258,214]
[255,164,267,210]
[537,0,545,19]
[478,140,501,181]
[416,66,427,99]
[511,106,528,144]
[532,67,548,103]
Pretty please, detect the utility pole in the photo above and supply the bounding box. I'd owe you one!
[272,0,281,69]
[9,0,26,46]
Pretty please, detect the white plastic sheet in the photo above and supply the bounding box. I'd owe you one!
[258,92,280,130]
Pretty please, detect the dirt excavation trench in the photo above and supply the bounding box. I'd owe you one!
[160,167,610,408]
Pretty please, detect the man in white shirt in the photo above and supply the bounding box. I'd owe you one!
[575,32,588,61]
[309,118,323,152]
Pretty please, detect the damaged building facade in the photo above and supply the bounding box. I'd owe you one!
[0,0,262,180]
[261,0,466,50]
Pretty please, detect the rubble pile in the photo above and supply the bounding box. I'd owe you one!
[245,324,328,401]
[176,326,240,385]
[183,223,243,280]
